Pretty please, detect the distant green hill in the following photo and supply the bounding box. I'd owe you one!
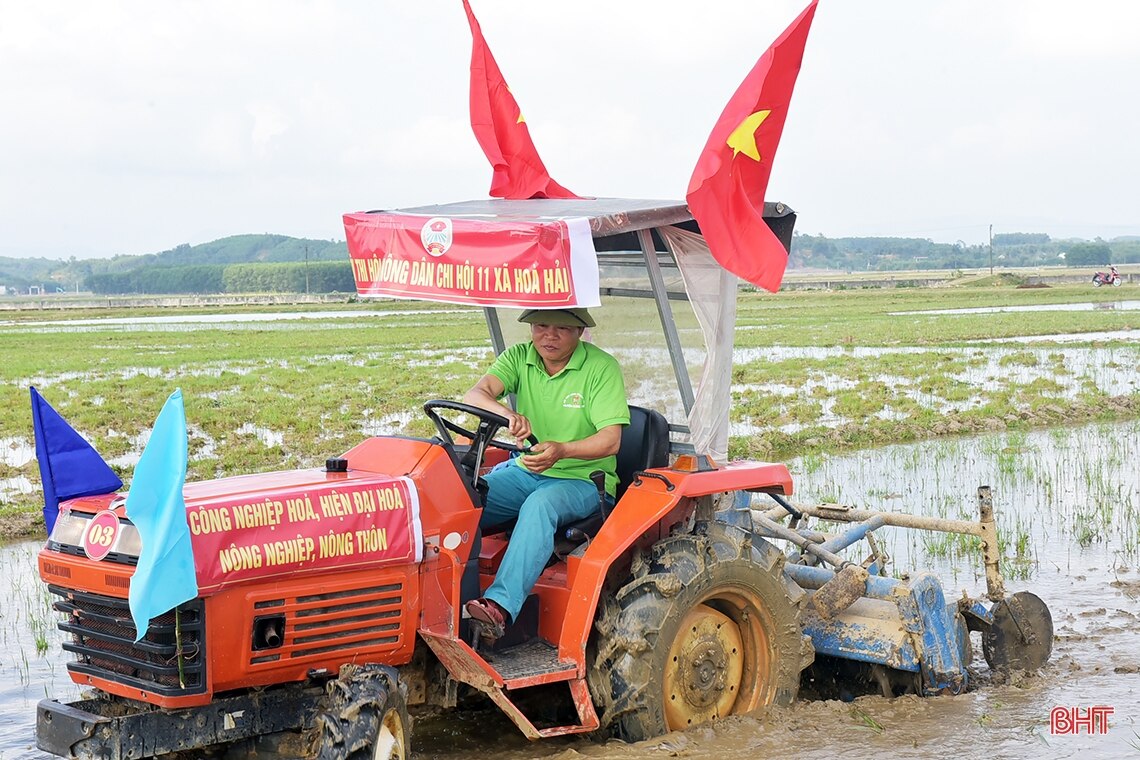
[0,256,76,293]
[1,235,349,294]
[95,235,347,273]
[139,235,346,269]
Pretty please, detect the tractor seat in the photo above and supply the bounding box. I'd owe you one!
[614,405,671,500]
[556,405,670,547]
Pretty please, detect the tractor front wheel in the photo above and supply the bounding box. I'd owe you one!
[588,522,813,742]
[314,664,409,760]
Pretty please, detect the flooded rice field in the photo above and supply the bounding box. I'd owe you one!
[2,420,1137,759]
[6,339,1137,506]
[891,299,1140,316]
[625,342,1140,437]
[988,330,1139,344]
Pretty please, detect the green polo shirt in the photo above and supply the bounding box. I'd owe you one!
[489,340,629,496]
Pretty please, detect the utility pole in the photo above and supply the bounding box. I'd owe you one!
[304,244,310,295]
[989,224,993,276]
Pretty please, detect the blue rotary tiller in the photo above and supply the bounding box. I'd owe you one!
[746,485,1053,696]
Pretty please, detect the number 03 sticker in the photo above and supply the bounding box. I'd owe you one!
[82,510,121,561]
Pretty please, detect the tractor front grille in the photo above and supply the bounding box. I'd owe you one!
[249,583,405,665]
[50,585,206,697]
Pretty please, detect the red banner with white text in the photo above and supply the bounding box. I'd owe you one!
[344,213,600,308]
[186,476,422,594]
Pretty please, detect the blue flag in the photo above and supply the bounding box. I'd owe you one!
[30,386,124,534]
[126,389,198,642]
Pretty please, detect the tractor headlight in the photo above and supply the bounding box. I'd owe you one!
[50,509,143,561]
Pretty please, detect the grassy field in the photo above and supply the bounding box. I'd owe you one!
[1,281,1136,537]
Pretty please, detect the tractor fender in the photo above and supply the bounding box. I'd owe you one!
[557,461,793,664]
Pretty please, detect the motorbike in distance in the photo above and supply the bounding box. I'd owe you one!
[1092,266,1122,287]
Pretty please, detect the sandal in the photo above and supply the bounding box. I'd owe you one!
[465,597,508,641]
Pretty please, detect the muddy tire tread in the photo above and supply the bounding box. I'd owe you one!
[313,664,409,760]
[588,521,812,743]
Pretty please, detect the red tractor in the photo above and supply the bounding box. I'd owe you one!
[35,198,1050,759]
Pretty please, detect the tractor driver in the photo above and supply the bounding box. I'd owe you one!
[461,307,629,640]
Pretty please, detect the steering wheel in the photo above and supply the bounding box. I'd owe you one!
[423,400,538,487]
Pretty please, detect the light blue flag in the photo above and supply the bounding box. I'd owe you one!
[126,389,198,642]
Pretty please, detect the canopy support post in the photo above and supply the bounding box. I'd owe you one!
[638,228,694,415]
[484,307,506,356]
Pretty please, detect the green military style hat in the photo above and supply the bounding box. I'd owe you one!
[517,308,596,328]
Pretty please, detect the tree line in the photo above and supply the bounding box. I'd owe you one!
[789,233,1140,272]
[87,261,355,295]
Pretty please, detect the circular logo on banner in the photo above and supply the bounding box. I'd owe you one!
[420,217,453,257]
[82,510,121,561]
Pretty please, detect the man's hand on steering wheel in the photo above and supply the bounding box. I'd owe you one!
[423,400,538,454]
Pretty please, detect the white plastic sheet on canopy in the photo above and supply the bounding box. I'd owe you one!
[658,226,736,462]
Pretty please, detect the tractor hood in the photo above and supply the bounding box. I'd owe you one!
[50,465,423,595]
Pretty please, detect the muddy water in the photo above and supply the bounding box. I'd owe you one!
[2,422,1138,759]
[0,542,81,760]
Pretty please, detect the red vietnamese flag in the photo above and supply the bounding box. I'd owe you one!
[686,0,817,293]
[463,0,578,200]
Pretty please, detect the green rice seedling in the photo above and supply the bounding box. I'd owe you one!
[813,487,843,504]
[783,397,823,425]
[797,452,825,475]
[998,351,1040,368]
[19,646,31,686]
[1125,731,1140,753]
[921,531,953,559]
[1019,376,1067,398]
[999,525,1036,581]
[832,381,891,419]
[1072,513,1101,547]
[1047,353,1069,371]
[850,706,884,733]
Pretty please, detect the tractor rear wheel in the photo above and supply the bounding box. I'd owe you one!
[588,522,813,742]
[314,664,409,760]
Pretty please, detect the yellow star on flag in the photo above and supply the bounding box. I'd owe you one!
[726,109,771,161]
[507,86,526,124]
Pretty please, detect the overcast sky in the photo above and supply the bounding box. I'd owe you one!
[2,1,1138,260]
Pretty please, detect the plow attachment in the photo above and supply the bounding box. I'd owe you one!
[748,485,1053,695]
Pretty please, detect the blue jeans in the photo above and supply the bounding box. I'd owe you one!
[479,461,609,622]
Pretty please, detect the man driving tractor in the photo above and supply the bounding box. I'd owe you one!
[461,307,629,639]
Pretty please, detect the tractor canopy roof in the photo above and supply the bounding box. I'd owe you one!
[345,198,795,308]
[343,197,796,460]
